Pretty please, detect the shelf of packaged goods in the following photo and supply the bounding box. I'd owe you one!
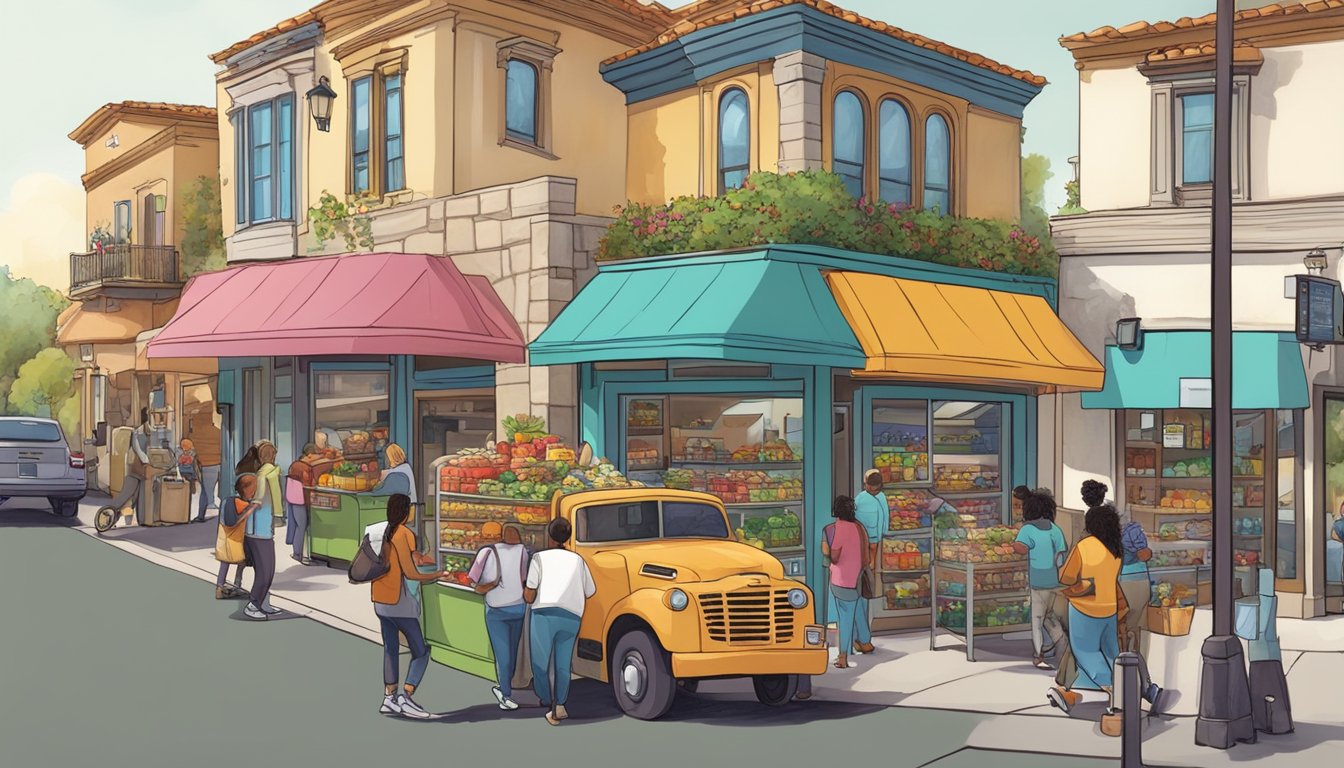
[1150,539,1212,548]
[1127,440,1162,448]
[1129,504,1212,515]
[1158,476,1212,483]
[936,590,1029,601]
[933,559,1027,571]
[1232,476,1265,481]
[669,461,804,471]
[883,568,932,577]
[725,500,804,509]
[930,453,1001,462]
[1148,564,1209,574]
[933,489,1002,498]
[626,426,664,435]
[1162,445,1211,452]
[1125,472,1158,478]
[872,446,929,454]
[1234,533,1264,538]
[625,461,664,471]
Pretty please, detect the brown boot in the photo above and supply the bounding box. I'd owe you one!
[854,641,875,654]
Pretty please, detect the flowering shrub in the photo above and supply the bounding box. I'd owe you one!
[599,171,1057,278]
[307,191,376,253]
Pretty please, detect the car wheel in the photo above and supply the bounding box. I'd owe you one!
[752,674,798,707]
[610,629,676,720]
[61,499,81,517]
[93,506,119,533]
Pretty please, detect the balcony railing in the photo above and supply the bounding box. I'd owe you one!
[70,245,182,295]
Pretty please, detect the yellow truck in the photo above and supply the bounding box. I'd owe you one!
[549,486,827,719]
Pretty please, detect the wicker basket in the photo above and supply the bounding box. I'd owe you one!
[1146,604,1195,636]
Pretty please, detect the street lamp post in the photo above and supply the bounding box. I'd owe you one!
[1195,0,1256,749]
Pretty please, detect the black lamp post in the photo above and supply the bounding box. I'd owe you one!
[306,76,337,132]
[1196,0,1256,749]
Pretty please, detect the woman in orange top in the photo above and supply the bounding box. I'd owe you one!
[1047,502,1127,714]
[371,494,444,719]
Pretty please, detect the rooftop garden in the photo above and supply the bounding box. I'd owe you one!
[598,171,1057,279]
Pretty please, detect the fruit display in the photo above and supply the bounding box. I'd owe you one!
[1148,545,1207,568]
[934,511,1024,564]
[1151,581,1196,608]
[1157,489,1212,510]
[1232,549,1261,567]
[342,430,373,455]
[882,537,930,571]
[735,509,801,550]
[1162,456,1212,478]
[1126,447,1157,476]
[873,425,927,450]
[1232,484,1264,506]
[875,451,928,484]
[318,459,381,491]
[440,553,475,587]
[1235,457,1265,476]
[438,498,550,525]
[937,597,1028,629]
[628,400,662,427]
[884,574,930,610]
[705,470,803,504]
[730,439,797,463]
[933,464,1000,492]
[659,468,702,490]
[887,488,938,530]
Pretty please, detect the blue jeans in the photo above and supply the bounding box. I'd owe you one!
[831,585,869,656]
[286,502,307,556]
[197,465,219,518]
[530,607,581,706]
[485,603,526,697]
[856,596,874,645]
[1068,604,1119,690]
[378,614,430,690]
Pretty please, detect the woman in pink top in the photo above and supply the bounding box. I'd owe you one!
[822,495,870,670]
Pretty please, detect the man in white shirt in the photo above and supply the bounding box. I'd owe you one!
[468,522,529,711]
[524,516,595,726]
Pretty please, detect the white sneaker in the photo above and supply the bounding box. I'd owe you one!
[397,693,432,720]
[492,686,519,710]
[243,604,268,620]
[379,694,402,714]
[261,604,283,615]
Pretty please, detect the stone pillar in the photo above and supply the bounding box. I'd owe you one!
[773,50,827,173]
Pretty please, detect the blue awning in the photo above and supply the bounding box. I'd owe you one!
[1081,331,1308,410]
[529,257,866,368]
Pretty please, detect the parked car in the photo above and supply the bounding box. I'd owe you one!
[0,417,85,516]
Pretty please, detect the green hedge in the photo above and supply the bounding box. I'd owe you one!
[599,171,1057,278]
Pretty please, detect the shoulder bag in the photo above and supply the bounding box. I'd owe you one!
[214,498,252,564]
[474,544,528,595]
[349,533,391,584]
[857,523,879,599]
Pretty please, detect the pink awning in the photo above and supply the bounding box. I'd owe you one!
[147,252,524,362]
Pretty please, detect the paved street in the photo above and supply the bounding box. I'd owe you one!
[0,498,1122,768]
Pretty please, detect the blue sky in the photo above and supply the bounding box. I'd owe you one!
[0,0,1216,287]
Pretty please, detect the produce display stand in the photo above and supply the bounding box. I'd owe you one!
[304,487,392,565]
[929,559,1029,661]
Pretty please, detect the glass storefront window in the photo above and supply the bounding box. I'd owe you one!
[312,371,390,467]
[1324,397,1344,587]
[620,394,805,578]
[1275,410,1297,580]
[417,391,495,505]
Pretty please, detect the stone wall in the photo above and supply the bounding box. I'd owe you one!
[773,51,827,173]
[321,175,610,443]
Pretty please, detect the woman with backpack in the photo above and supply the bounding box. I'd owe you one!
[368,493,444,719]
[214,445,263,599]
[469,522,529,710]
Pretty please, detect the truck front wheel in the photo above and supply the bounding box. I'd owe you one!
[611,629,676,720]
[752,674,798,707]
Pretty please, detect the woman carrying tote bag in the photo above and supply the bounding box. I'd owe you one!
[821,495,871,670]
[214,475,259,599]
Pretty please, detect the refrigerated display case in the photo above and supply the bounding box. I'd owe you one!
[620,394,807,579]
[930,560,1031,661]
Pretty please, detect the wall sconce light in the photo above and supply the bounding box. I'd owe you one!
[1116,317,1143,351]
[306,76,337,132]
[1304,248,1330,276]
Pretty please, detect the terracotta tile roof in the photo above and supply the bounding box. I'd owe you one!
[1144,40,1264,65]
[1061,1,1344,47]
[210,9,318,63]
[69,101,218,146]
[604,0,1046,86]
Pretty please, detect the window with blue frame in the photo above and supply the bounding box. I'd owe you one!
[351,76,372,194]
[350,71,407,197]
[878,99,912,206]
[833,91,866,199]
[384,73,405,193]
[232,94,295,226]
[718,87,750,192]
[923,113,951,215]
[113,200,132,243]
[1180,92,1214,185]
[505,59,538,145]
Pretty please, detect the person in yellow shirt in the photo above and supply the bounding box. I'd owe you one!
[1046,502,1127,714]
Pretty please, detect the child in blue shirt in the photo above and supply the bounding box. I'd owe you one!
[1012,486,1067,669]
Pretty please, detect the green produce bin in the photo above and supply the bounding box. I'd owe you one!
[305,488,392,566]
[422,581,497,680]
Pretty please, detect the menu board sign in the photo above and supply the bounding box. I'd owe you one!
[1163,423,1186,448]
[1296,275,1344,344]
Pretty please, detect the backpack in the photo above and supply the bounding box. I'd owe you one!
[349,533,391,584]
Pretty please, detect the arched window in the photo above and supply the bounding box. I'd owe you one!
[832,91,865,199]
[718,88,750,192]
[505,59,539,144]
[923,113,951,215]
[878,99,912,205]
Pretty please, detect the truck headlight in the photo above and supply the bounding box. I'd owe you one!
[666,588,689,611]
[787,588,808,609]
[805,626,824,646]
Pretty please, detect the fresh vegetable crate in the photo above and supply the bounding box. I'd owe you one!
[1145,604,1195,636]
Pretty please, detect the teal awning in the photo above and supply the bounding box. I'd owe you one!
[529,257,865,367]
[1081,331,1308,410]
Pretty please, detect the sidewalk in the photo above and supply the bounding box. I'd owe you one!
[73,493,1341,765]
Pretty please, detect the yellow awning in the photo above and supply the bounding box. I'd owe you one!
[826,272,1104,391]
[136,329,217,376]
[56,302,152,345]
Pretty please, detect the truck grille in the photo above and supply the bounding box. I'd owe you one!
[699,588,795,645]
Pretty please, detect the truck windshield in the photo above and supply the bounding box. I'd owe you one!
[0,420,63,442]
[577,500,730,542]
